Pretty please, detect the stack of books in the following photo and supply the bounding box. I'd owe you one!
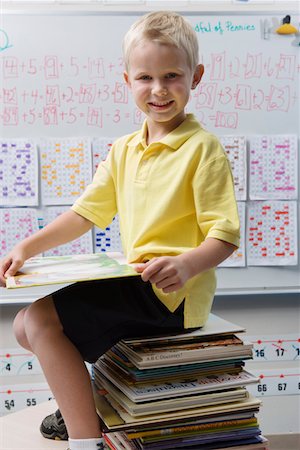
[93,314,269,450]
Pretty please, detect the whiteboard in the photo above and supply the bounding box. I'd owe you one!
[0,13,299,136]
[0,12,299,301]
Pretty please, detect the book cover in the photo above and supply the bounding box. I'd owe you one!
[115,335,253,368]
[94,388,261,428]
[129,432,264,450]
[99,353,244,384]
[103,347,246,375]
[135,427,262,445]
[126,416,258,440]
[94,371,249,416]
[120,314,245,345]
[124,334,244,351]
[95,362,258,402]
[6,252,139,289]
[104,432,268,450]
[115,341,253,369]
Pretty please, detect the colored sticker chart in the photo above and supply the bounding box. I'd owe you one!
[0,208,39,258]
[0,347,43,376]
[219,202,246,267]
[94,215,122,253]
[92,137,116,173]
[0,139,38,206]
[242,334,300,362]
[41,206,93,256]
[40,137,92,205]
[249,135,298,200]
[246,368,300,397]
[247,201,297,266]
[0,383,53,416]
[219,135,247,201]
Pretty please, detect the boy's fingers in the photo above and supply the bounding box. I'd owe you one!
[4,261,22,278]
[133,259,157,273]
[141,260,166,282]
[133,263,148,273]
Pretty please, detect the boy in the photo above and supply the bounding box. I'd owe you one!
[0,11,239,450]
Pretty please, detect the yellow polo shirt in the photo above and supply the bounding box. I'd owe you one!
[72,114,240,328]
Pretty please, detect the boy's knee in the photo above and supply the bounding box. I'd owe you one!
[23,296,62,344]
[13,307,30,349]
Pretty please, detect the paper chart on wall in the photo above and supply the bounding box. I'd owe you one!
[41,206,93,256]
[0,208,39,258]
[249,135,298,200]
[0,139,39,206]
[40,138,92,205]
[95,215,122,253]
[92,137,116,173]
[219,202,246,267]
[219,136,247,201]
[246,201,297,266]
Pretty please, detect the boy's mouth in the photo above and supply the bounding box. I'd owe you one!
[148,100,174,109]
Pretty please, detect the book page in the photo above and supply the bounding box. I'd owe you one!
[6,253,138,289]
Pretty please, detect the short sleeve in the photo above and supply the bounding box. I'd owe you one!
[193,153,240,247]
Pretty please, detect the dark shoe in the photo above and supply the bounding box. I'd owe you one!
[40,409,68,440]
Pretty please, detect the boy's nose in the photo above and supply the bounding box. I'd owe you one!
[152,83,168,96]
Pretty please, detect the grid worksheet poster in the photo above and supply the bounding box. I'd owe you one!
[0,208,39,258]
[40,138,92,205]
[247,201,297,266]
[249,135,298,200]
[0,140,38,206]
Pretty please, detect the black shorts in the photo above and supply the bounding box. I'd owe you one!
[52,277,186,363]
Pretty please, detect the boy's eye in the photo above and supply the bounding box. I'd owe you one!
[139,75,151,80]
[165,73,178,79]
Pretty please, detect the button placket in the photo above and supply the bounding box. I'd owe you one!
[135,146,157,182]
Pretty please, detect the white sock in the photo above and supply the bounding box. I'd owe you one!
[68,437,105,450]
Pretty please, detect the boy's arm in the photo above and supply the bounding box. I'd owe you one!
[135,237,236,294]
[0,210,93,286]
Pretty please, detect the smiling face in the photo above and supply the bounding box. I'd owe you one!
[124,40,203,142]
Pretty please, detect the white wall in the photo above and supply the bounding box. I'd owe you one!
[212,293,300,435]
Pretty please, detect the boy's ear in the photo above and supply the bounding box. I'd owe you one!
[191,64,204,89]
[123,71,131,88]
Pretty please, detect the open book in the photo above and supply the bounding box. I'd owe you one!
[6,252,139,289]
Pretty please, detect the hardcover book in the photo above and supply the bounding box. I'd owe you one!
[115,335,253,369]
[93,387,262,428]
[6,252,139,289]
[94,362,258,403]
[94,370,249,416]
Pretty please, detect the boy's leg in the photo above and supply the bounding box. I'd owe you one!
[34,277,187,441]
[22,295,101,439]
[14,307,68,440]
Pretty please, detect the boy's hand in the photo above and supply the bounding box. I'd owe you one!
[134,255,190,293]
[0,247,26,287]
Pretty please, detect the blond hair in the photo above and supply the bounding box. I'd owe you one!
[123,11,199,71]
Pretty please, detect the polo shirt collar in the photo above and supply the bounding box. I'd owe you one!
[127,114,201,151]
